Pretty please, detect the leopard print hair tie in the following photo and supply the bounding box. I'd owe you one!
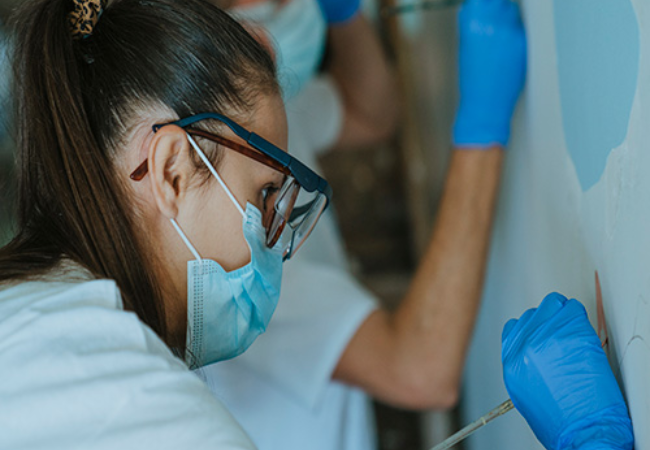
[69,0,107,40]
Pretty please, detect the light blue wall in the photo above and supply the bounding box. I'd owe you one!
[463,1,649,449]
[554,0,639,191]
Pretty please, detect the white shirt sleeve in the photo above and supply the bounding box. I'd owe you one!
[0,278,256,450]
[285,75,344,155]
[200,261,378,410]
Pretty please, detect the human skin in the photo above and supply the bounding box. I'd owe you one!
[326,14,400,150]
[335,148,504,409]
[123,93,289,348]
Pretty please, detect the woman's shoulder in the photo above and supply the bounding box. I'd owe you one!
[0,260,183,380]
[0,259,123,318]
[0,259,156,375]
[0,261,257,450]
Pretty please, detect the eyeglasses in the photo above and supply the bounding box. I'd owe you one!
[129,112,332,260]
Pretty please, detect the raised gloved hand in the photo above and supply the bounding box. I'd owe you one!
[316,0,360,25]
[453,0,527,148]
[502,293,634,450]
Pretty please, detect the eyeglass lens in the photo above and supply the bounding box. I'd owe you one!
[266,177,328,259]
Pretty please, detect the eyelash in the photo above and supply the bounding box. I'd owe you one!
[261,185,280,211]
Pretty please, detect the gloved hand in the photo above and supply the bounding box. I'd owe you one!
[502,293,634,450]
[316,0,360,25]
[453,0,527,148]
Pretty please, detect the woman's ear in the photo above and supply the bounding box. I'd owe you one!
[148,126,194,220]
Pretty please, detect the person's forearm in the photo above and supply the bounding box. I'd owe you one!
[327,15,400,148]
[333,0,524,408]
[390,148,504,402]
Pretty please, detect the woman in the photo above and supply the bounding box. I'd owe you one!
[0,0,329,448]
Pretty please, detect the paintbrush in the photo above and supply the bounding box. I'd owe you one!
[428,399,514,450]
[428,315,610,450]
[382,0,463,16]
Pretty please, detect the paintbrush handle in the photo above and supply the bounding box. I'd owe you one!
[383,0,463,16]
[428,399,514,450]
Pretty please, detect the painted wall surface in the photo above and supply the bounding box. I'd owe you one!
[462,1,650,450]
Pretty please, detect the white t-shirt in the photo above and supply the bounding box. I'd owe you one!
[199,77,379,450]
[0,263,256,450]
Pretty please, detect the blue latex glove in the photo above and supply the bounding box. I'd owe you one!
[316,0,360,25]
[502,293,634,450]
[453,0,527,148]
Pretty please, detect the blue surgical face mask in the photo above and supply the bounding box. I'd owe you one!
[171,135,283,369]
[232,0,327,100]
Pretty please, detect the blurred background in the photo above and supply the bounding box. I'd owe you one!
[0,1,13,245]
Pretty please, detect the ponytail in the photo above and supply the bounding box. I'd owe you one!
[3,0,167,336]
[0,0,277,344]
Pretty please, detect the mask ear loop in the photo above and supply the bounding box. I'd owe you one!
[170,219,202,261]
[170,133,249,262]
[186,133,246,218]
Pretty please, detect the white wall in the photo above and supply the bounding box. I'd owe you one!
[463,0,650,449]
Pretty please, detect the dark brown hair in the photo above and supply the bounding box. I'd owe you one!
[0,0,277,342]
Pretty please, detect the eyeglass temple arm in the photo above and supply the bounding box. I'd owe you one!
[153,113,293,169]
[153,113,332,201]
[219,125,330,198]
[248,133,331,200]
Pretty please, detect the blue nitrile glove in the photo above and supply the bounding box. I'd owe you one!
[453,0,527,148]
[502,293,634,450]
[316,0,360,25]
